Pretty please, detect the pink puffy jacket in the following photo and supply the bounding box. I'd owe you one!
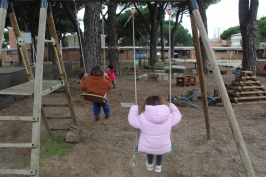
[128,103,182,155]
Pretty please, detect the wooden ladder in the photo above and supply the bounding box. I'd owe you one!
[0,1,77,176]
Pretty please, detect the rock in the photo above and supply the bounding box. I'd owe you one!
[66,125,82,143]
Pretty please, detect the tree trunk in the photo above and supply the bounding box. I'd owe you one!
[147,3,164,67]
[83,2,101,73]
[160,20,165,61]
[149,5,158,67]
[62,3,85,68]
[197,0,209,74]
[107,2,121,75]
[239,0,259,75]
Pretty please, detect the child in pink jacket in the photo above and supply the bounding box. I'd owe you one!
[128,95,182,172]
[107,64,116,89]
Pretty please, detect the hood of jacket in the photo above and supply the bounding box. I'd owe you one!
[144,104,170,124]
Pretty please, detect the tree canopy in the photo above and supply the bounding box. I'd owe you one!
[257,16,266,43]
[220,26,240,40]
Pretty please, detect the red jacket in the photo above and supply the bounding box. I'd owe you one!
[81,76,112,96]
[107,69,116,82]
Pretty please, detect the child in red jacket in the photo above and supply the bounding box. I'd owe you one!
[107,64,116,89]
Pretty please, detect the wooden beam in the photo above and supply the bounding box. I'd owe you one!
[47,9,78,126]
[0,2,7,59]
[31,4,48,177]
[9,8,34,81]
[190,14,211,140]
[191,7,256,177]
[13,0,187,2]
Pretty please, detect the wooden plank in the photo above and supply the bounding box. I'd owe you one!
[31,5,48,177]
[235,76,257,81]
[0,116,38,121]
[43,104,68,107]
[236,91,266,95]
[47,116,72,119]
[231,80,260,86]
[192,8,255,176]
[236,101,266,105]
[0,80,63,95]
[51,128,70,131]
[241,85,264,90]
[0,169,35,175]
[234,96,266,101]
[14,0,177,1]
[0,143,37,148]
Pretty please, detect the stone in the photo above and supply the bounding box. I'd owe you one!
[66,125,82,143]
[137,74,148,80]
[157,73,168,81]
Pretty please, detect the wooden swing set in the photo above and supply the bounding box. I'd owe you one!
[0,0,256,177]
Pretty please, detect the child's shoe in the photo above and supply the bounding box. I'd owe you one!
[95,117,100,121]
[105,115,110,119]
[155,165,162,172]
[145,160,153,171]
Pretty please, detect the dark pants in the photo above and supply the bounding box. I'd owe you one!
[147,154,163,166]
[112,81,116,88]
[92,101,110,118]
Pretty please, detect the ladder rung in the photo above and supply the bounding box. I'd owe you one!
[0,143,37,148]
[43,104,69,107]
[47,116,72,119]
[0,169,36,175]
[51,128,70,131]
[0,116,38,122]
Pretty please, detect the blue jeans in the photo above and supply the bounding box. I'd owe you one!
[92,101,110,118]
[147,154,163,166]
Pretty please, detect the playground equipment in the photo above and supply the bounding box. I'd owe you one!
[178,90,221,108]
[0,0,256,176]
[0,1,77,176]
[80,93,107,104]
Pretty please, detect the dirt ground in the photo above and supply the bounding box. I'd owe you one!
[1,63,266,177]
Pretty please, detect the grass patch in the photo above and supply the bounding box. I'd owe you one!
[40,136,72,157]
[24,136,72,167]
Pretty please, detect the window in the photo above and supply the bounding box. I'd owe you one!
[7,50,18,55]
[214,50,227,53]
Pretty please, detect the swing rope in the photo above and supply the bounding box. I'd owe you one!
[168,6,175,154]
[129,8,139,167]
[73,0,86,73]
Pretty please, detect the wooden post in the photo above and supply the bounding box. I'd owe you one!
[31,1,48,176]
[8,5,34,81]
[190,3,255,176]
[190,14,211,139]
[0,0,7,57]
[47,5,77,126]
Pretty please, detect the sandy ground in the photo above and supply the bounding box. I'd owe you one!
[1,63,266,177]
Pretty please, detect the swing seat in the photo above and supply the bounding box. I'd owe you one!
[80,93,107,103]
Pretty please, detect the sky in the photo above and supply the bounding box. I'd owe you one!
[182,0,266,38]
[78,0,266,39]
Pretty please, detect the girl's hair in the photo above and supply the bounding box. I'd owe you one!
[108,64,114,69]
[90,66,104,76]
[141,95,168,112]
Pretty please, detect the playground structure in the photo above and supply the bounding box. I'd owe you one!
[0,1,77,176]
[0,0,257,177]
[227,70,266,104]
